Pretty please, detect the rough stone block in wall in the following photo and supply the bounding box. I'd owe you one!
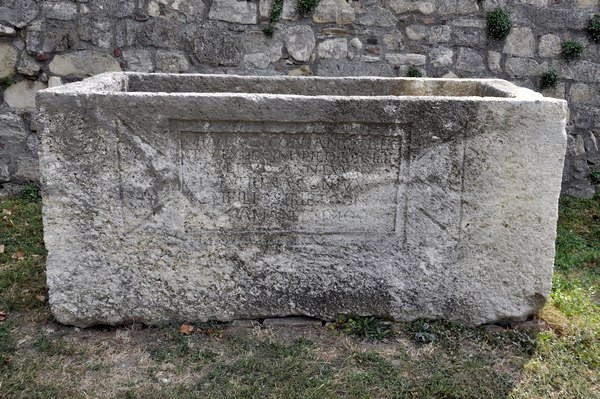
[0,0,39,28]
[0,110,38,183]
[0,43,18,78]
[0,0,598,194]
[406,25,452,43]
[389,0,435,15]
[455,48,485,74]
[538,34,562,58]
[318,39,348,59]
[42,2,78,21]
[192,28,245,67]
[505,58,548,78]
[155,50,190,73]
[37,74,567,327]
[430,46,454,68]
[4,81,47,109]
[122,49,153,73]
[209,0,258,24]
[283,25,316,62]
[358,6,397,27]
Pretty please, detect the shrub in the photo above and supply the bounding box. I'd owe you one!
[590,168,600,183]
[297,0,319,14]
[587,14,600,43]
[263,25,274,37]
[561,40,583,60]
[263,0,283,37]
[407,67,423,77]
[269,0,283,23]
[487,8,512,40]
[540,70,558,89]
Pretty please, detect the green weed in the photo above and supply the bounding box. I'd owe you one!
[406,67,423,78]
[588,14,600,43]
[561,40,584,61]
[487,8,512,40]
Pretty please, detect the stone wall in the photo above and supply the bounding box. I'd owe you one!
[0,0,599,197]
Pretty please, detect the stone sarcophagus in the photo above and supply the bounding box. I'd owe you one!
[37,73,567,327]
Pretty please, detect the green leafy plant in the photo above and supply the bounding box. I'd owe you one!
[487,8,512,40]
[262,25,274,37]
[561,40,583,60]
[297,0,319,14]
[270,0,283,23]
[540,70,558,89]
[21,183,41,201]
[0,75,16,90]
[589,168,600,184]
[407,67,423,77]
[265,0,318,36]
[413,322,437,343]
[263,0,283,37]
[587,14,600,43]
[330,315,392,341]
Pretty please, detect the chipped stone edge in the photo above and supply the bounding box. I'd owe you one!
[38,72,556,104]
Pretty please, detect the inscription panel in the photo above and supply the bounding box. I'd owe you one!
[175,122,403,233]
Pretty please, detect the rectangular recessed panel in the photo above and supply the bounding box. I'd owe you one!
[174,121,403,233]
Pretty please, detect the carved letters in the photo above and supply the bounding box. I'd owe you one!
[176,127,402,232]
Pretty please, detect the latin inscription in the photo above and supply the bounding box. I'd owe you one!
[179,130,402,232]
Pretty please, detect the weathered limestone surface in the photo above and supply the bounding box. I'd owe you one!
[390,0,435,14]
[318,38,348,59]
[503,28,536,58]
[538,34,561,58]
[123,49,153,72]
[455,47,486,73]
[208,0,258,24]
[155,50,190,73]
[0,24,16,37]
[38,73,567,328]
[385,53,427,66]
[312,0,356,24]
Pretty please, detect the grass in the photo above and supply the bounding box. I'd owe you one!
[0,75,16,90]
[0,193,47,313]
[0,193,598,398]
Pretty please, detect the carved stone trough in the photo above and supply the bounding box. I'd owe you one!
[37,73,567,327]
